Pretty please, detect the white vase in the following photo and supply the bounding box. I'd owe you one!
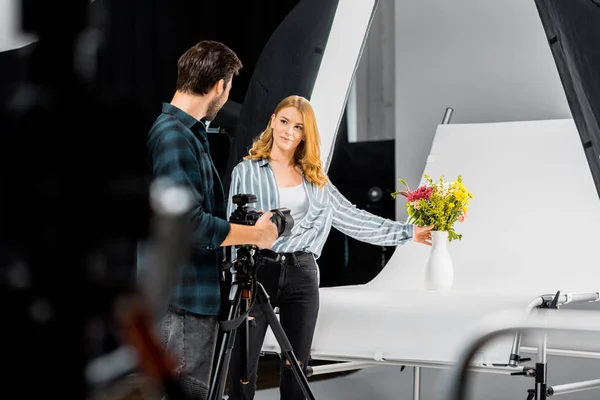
[424,230,454,291]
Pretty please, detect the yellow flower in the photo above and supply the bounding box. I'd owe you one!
[454,190,467,202]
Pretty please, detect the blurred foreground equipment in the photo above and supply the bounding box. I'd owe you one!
[0,1,191,398]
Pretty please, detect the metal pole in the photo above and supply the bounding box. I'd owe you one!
[539,334,548,363]
[509,297,544,366]
[535,334,548,400]
[520,347,600,360]
[413,366,421,400]
[441,107,454,124]
[549,378,600,396]
[508,333,523,367]
[307,361,376,376]
[564,292,600,304]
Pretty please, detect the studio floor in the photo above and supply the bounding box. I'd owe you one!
[96,353,600,400]
[93,354,355,400]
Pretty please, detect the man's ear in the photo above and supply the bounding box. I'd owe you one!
[214,78,226,96]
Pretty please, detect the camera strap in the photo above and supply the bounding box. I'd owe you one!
[218,279,256,332]
[219,310,250,332]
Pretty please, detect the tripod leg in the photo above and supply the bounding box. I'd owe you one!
[255,282,316,400]
[207,281,244,400]
[240,296,250,384]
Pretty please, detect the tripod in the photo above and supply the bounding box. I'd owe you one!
[207,246,316,400]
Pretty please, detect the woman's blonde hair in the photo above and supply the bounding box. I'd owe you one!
[245,95,328,187]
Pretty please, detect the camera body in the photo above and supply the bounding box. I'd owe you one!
[222,194,294,277]
[229,193,294,237]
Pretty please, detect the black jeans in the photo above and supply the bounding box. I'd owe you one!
[227,251,320,400]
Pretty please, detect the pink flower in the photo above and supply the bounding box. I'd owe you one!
[406,185,433,202]
[409,200,420,209]
[458,210,467,223]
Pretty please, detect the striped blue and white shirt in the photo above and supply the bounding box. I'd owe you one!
[226,158,414,259]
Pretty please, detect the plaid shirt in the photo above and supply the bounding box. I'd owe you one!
[146,103,230,315]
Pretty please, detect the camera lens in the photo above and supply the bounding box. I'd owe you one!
[233,209,245,221]
[270,208,294,237]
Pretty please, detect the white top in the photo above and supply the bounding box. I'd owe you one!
[278,183,309,226]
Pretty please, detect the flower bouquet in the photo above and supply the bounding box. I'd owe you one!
[392,174,474,242]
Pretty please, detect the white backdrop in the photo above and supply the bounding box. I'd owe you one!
[393,0,572,221]
[370,118,600,296]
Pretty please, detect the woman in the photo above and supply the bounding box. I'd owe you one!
[226,95,432,400]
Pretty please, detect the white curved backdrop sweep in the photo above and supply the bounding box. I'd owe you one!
[370,118,600,295]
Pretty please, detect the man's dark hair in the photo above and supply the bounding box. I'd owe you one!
[176,40,243,95]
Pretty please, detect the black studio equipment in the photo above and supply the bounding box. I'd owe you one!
[534,0,600,201]
[0,1,191,399]
[221,0,339,190]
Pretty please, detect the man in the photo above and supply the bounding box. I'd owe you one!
[146,40,278,399]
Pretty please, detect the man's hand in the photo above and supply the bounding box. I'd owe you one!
[414,224,434,246]
[220,211,279,248]
[254,211,278,249]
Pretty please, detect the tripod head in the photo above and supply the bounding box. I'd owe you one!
[220,245,281,315]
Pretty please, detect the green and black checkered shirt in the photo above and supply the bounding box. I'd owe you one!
[146,103,230,315]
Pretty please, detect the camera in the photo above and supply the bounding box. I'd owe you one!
[229,193,294,237]
[220,193,294,297]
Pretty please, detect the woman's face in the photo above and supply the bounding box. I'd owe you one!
[271,106,304,153]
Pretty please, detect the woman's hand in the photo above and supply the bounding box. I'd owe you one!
[414,225,434,246]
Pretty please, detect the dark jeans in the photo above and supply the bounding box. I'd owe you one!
[227,251,320,400]
[161,306,219,400]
